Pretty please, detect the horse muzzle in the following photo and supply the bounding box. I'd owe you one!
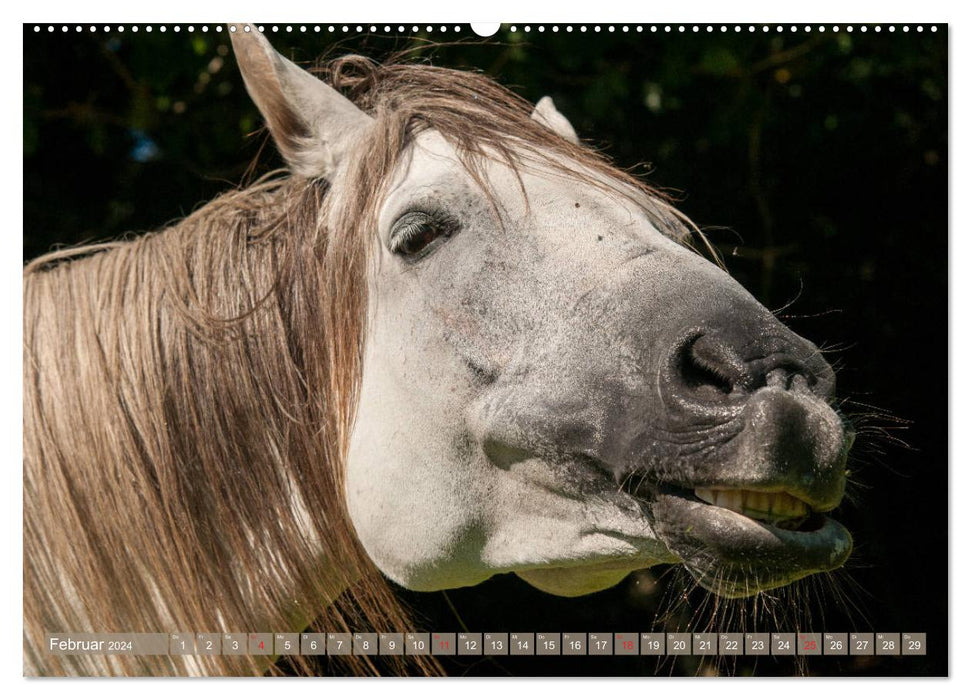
[638,327,854,596]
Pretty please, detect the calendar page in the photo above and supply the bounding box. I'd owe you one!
[22,20,947,679]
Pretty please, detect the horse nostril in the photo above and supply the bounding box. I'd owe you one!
[677,333,745,397]
[671,332,824,404]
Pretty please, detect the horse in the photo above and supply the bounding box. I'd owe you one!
[23,27,853,676]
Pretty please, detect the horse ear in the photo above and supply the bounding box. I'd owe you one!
[531,96,579,145]
[230,25,372,178]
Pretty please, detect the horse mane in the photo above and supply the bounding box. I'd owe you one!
[23,51,695,676]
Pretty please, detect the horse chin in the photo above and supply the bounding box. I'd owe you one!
[650,490,853,597]
[515,563,643,598]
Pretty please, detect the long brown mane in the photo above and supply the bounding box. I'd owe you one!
[23,53,692,676]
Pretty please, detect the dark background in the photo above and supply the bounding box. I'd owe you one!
[23,23,948,676]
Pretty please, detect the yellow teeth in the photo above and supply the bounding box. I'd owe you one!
[693,487,810,521]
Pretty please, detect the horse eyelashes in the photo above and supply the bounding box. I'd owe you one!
[395,223,443,257]
[390,211,459,259]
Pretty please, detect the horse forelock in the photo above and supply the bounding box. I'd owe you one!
[320,54,707,249]
[24,53,710,677]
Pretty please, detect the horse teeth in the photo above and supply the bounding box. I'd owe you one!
[693,488,809,520]
[714,490,743,512]
[694,488,716,505]
[743,491,766,513]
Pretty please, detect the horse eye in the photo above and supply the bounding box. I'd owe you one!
[390,211,456,259]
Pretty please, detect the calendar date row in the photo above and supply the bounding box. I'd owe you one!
[47,632,926,657]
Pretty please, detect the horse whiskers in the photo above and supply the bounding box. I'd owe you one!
[643,546,871,678]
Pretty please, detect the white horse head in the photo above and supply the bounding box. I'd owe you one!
[233,28,853,601]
